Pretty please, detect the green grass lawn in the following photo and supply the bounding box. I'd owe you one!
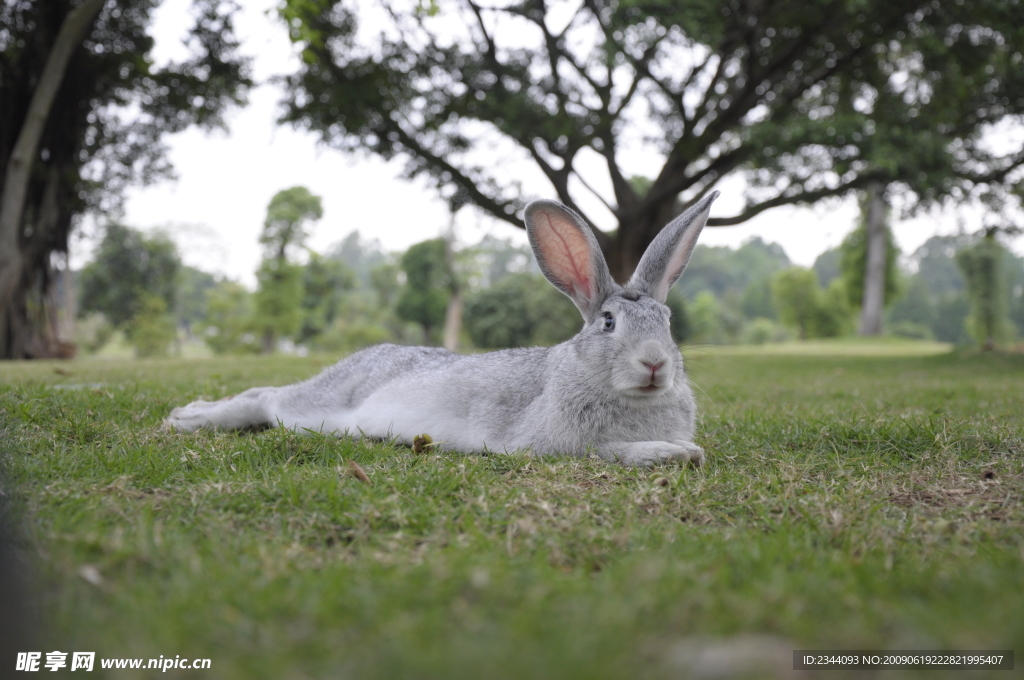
[1,343,1022,679]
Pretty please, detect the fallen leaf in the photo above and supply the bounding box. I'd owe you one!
[348,460,371,484]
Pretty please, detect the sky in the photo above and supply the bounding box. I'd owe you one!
[76,0,1024,288]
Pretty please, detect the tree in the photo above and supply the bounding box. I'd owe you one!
[277,0,1024,285]
[254,261,303,353]
[127,293,176,358]
[772,267,850,339]
[176,266,218,335]
[888,234,972,344]
[743,2,1024,336]
[0,0,251,358]
[464,272,579,349]
[254,186,323,352]
[261,186,324,261]
[838,191,900,330]
[396,238,452,344]
[79,224,180,328]
[200,280,258,355]
[299,253,354,342]
[956,232,1012,350]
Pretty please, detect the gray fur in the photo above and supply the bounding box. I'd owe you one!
[164,195,719,467]
[630,191,720,303]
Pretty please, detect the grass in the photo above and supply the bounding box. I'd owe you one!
[1,341,1022,679]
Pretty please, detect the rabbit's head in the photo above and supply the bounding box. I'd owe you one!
[524,192,718,398]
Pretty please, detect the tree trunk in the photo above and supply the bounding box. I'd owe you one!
[443,291,463,352]
[607,201,682,283]
[858,182,887,336]
[441,227,462,351]
[261,329,275,354]
[0,0,105,358]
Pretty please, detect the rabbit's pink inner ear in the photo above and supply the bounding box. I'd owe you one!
[534,211,594,299]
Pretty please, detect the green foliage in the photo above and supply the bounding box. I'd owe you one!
[260,186,324,260]
[73,313,114,354]
[252,187,325,352]
[464,273,579,349]
[887,276,936,330]
[125,294,176,358]
[299,253,355,342]
[396,239,452,344]
[744,3,1024,215]
[886,236,972,345]
[664,288,690,344]
[956,236,1013,348]
[368,262,402,309]
[330,232,389,287]
[254,260,304,350]
[739,276,777,321]
[932,295,973,346]
[0,0,250,358]
[275,0,1024,284]
[739,317,792,345]
[176,266,217,333]
[839,204,901,309]
[681,239,791,300]
[1009,255,1024,339]
[812,248,842,288]
[79,223,181,328]
[814,279,854,338]
[772,268,851,339]
[686,292,730,345]
[200,280,258,355]
[313,319,392,354]
[914,235,970,295]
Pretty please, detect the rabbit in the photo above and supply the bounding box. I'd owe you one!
[163,191,719,467]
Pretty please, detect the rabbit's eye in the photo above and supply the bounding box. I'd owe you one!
[602,312,615,332]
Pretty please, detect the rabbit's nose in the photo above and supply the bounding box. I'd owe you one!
[641,360,664,373]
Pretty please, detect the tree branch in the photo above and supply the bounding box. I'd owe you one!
[707,173,882,226]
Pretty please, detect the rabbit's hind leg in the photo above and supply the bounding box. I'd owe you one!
[163,387,277,433]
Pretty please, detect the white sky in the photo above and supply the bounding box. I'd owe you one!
[73,0,1024,288]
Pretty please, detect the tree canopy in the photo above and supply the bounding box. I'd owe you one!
[277,0,1024,282]
[396,238,453,344]
[260,186,324,261]
[78,223,180,328]
[0,0,250,358]
[253,186,324,352]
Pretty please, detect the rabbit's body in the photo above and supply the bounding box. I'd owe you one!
[165,193,718,467]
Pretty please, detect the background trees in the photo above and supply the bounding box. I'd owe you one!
[0,0,250,358]
[277,0,1024,288]
[396,239,453,345]
[254,187,323,353]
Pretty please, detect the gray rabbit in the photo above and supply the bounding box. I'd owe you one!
[164,192,719,467]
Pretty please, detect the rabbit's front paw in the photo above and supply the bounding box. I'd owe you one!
[600,441,703,468]
[673,440,705,467]
[162,400,216,432]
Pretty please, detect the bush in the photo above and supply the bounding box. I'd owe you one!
[740,318,792,345]
[312,321,392,354]
[200,281,259,355]
[465,273,579,349]
[74,313,114,354]
[127,294,176,358]
[772,268,853,339]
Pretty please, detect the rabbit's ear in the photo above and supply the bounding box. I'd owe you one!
[629,191,719,303]
[525,200,615,321]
